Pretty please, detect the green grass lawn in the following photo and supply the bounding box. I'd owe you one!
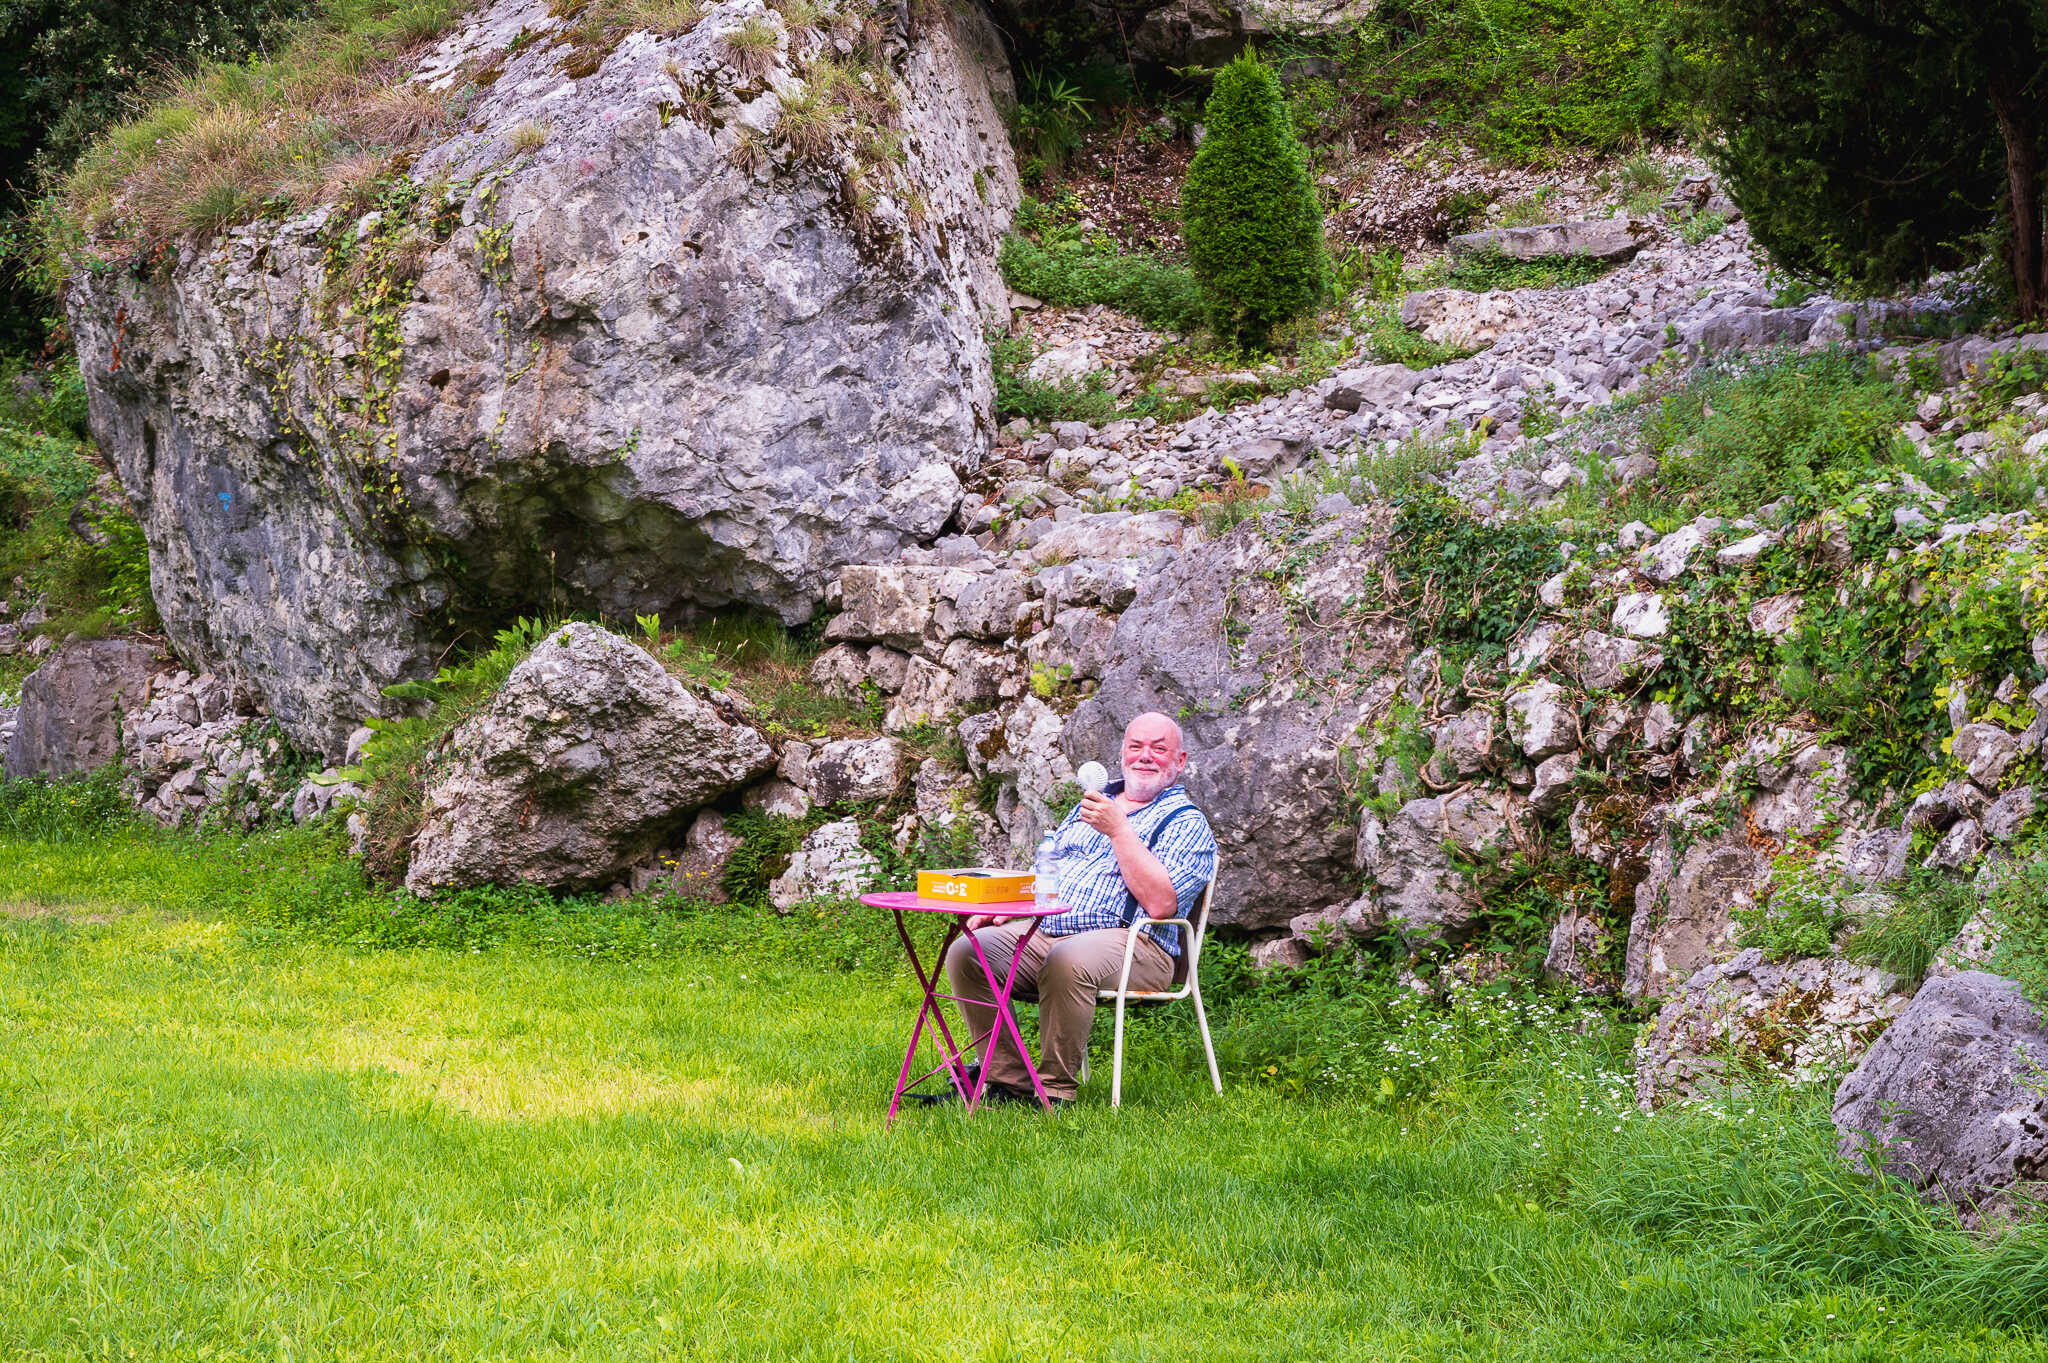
[1,822,2045,1360]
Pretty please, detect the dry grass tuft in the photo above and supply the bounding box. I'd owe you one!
[51,0,470,259]
[510,121,549,152]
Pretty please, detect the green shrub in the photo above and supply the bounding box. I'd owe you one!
[1343,0,1683,163]
[1733,856,1847,961]
[1390,486,1565,648]
[997,228,1205,334]
[1180,52,1329,352]
[1644,347,1916,516]
[1444,247,1619,293]
[0,766,138,841]
[1846,868,1978,982]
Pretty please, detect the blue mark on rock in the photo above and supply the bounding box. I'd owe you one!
[218,492,233,508]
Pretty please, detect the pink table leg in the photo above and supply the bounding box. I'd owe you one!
[886,912,975,1126]
[961,919,1055,1112]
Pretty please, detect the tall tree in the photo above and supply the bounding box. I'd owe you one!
[1180,51,1328,351]
[1669,1,2047,318]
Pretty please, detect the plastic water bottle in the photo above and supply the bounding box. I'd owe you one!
[1034,847,1058,913]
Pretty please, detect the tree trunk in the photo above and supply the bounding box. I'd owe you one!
[1988,64,2046,320]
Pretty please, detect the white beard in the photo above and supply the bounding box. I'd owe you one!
[1122,766,1174,803]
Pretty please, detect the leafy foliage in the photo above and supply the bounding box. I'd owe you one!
[1338,0,1682,162]
[999,197,1205,334]
[1390,486,1564,649]
[1667,0,2048,317]
[1180,53,1329,351]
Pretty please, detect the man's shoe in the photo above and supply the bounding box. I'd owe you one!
[984,1082,1071,1111]
[902,1063,981,1106]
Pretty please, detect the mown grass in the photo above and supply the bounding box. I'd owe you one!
[0,818,2046,1358]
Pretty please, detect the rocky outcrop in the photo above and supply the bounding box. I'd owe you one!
[1636,949,1908,1107]
[65,0,1020,757]
[1121,1,1378,65]
[1062,507,1407,929]
[1834,972,2048,1222]
[3,639,161,780]
[405,622,773,892]
[768,817,878,909]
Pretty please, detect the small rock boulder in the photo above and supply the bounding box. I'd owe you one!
[1505,679,1578,760]
[404,623,773,892]
[1448,217,1648,264]
[3,638,161,780]
[768,818,879,910]
[1834,971,2048,1222]
[808,736,909,806]
[1636,949,1908,1107]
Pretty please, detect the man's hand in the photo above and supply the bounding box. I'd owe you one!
[1077,790,1131,841]
[967,913,1012,930]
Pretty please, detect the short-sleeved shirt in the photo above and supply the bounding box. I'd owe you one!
[1037,779,1218,958]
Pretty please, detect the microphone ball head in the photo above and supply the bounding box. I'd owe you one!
[1076,761,1109,794]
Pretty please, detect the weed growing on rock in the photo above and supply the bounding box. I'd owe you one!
[1844,867,1978,982]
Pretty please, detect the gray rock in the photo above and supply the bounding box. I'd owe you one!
[1543,905,1617,996]
[1930,908,2002,979]
[1637,949,1907,1107]
[3,639,161,780]
[768,818,879,910]
[1324,362,1426,413]
[404,623,773,892]
[1834,972,2048,1221]
[1625,817,1767,1001]
[65,0,1021,757]
[1925,818,1986,872]
[1448,217,1648,264]
[1505,678,1577,760]
[1434,708,1497,778]
[808,736,908,806]
[1611,592,1670,638]
[1062,508,1407,929]
[1361,790,1510,943]
[1983,786,2036,842]
[959,696,1074,859]
[665,810,740,903]
[1953,723,2021,788]
[1636,524,1704,583]
[1576,629,1662,690]
[1249,935,1314,971]
[743,777,813,819]
[1529,750,1580,815]
[1844,827,1914,886]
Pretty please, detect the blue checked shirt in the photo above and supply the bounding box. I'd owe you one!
[1037,780,1218,958]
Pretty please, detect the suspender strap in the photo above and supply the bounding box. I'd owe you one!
[1120,804,1201,928]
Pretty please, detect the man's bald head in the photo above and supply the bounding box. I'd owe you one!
[1119,711,1187,802]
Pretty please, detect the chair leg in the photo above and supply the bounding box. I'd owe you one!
[1079,1050,1090,1085]
[1192,980,1222,1095]
[1111,993,1129,1108]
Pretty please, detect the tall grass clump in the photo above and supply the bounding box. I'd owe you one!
[1181,52,1329,352]
[48,0,469,261]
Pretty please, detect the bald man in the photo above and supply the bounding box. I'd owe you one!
[937,711,1218,1108]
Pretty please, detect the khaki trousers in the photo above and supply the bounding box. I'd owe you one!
[943,923,1174,1101]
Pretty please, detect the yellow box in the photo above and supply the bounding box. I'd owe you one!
[917,867,1035,903]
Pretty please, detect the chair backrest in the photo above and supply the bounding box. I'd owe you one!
[1170,867,1217,992]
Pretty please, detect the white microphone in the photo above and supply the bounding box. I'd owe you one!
[1076,761,1109,795]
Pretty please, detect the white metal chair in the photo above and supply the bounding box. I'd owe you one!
[1082,871,1223,1108]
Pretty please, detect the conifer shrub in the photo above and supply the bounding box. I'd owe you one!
[1180,53,1329,352]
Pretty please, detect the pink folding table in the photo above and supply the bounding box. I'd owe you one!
[859,892,1064,1123]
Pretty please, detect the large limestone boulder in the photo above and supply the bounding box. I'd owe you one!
[1635,949,1908,1108]
[3,639,162,780]
[1834,972,2048,1223]
[1448,217,1649,264]
[65,0,1020,757]
[405,623,773,892]
[1061,509,1408,929]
